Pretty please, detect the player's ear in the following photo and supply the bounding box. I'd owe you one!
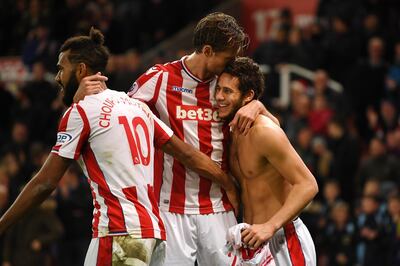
[76,62,88,81]
[243,89,255,105]
[202,45,214,57]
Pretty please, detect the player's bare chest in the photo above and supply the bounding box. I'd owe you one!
[229,135,264,179]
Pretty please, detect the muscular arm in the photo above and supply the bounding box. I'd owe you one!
[0,154,72,234]
[242,120,318,247]
[258,125,318,228]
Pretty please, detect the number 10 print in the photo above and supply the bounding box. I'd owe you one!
[119,116,151,166]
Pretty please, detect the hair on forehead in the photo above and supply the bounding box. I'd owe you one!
[223,57,264,100]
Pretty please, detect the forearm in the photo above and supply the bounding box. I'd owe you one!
[183,151,235,191]
[162,136,235,191]
[0,177,56,233]
[266,182,317,231]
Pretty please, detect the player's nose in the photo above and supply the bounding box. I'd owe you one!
[215,89,224,101]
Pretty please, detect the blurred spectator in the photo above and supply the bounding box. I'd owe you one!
[304,179,344,264]
[358,13,388,57]
[386,128,400,156]
[386,41,400,105]
[2,197,63,266]
[21,24,58,71]
[319,180,344,224]
[295,126,315,171]
[364,98,399,142]
[307,69,347,115]
[288,27,314,69]
[308,95,334,136]
[323,15,360,85]
[358,137,400,192]
[0,83,16,136]
[327,118,360,202]
[56,164,92,266]
[350,37,388,136]
[384,194,400,266]
[322,201,356,266]
[19,61,58,144]
[362,178,388,217]
[253,24,291,99]
[311,136,333,184]
[362,178,381,198]
[284,82,310,142]
[379,99,398,134]
[355,195,388,266]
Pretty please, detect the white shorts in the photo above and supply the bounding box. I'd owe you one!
[269,218,316,266]
[161,210,237,266]
[84,235,165,266]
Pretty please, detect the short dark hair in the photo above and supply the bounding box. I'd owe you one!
[60,27,109,73]
[223,57,264,100]
[193,12,248,53]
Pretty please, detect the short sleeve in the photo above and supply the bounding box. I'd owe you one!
[128,65,164,106]
[152,113,173,148]
[51,104,91,160]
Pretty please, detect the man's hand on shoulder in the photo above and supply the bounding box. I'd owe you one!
[229,100,279,136]
[229,100,261,136]
[74,72,108,103]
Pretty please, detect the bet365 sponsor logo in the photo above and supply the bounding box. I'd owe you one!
[176,105,220,122]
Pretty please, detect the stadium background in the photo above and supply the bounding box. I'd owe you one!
[0,0,399,265]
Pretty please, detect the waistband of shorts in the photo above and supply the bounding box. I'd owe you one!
[274,217,304,235]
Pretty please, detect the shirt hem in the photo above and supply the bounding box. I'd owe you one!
[92,228,166,240]
[159,204,232,214]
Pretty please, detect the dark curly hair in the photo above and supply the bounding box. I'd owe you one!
[193,12,249,54]
[60,27,109,73]
[223,57,265,100]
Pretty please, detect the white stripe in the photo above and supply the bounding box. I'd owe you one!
[157,71,174,211]
[181,70,200,212]
[209,79,225,212]
[134,71,162,102]
[157,72,170,128]
[137,186,161,239]
[88,180,109,232]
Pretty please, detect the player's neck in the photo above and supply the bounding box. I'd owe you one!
[185,52,214,81]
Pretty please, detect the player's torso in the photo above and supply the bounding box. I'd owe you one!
[229,126,288,224]
[78,90,164,237]
[150,60,230,213]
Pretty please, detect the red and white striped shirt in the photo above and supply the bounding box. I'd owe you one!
[128,56,232,214]
[52,89,173,240]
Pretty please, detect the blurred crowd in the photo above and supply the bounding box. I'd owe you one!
[253,1,400,266]
[0,0,400,265]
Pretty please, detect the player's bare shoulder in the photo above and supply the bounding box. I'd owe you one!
[247,115,286,150]
[249,115,282,136]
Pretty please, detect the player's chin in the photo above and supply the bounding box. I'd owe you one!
[217,109,229,120]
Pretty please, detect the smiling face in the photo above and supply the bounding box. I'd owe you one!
[55,50,79,106]
[215,73,245,121]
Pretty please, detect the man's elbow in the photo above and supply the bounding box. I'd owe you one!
[307,178,319,199]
